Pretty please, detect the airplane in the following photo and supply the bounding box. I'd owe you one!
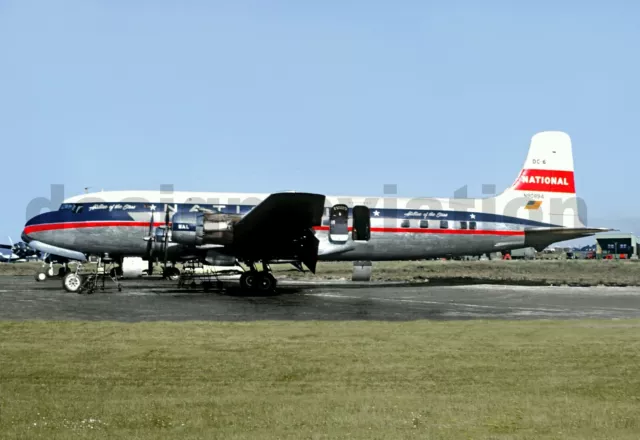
[0,247,19,262]
[22,131,608,293]
[0,238,41,262]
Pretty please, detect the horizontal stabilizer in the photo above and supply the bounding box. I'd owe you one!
[524,227,613,251]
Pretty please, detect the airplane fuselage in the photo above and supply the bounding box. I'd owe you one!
[23,190,557,262]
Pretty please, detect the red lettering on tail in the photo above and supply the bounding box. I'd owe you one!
[512,169,575,193]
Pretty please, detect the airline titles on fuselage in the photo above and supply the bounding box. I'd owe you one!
[89,204,139,211]
[404,211,450,218]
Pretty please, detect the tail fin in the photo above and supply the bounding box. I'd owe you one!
[496,131,585,229]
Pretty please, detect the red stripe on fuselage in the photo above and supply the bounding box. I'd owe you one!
[24,222,525,236]
[24,221,167,235]
[313,226,524,236]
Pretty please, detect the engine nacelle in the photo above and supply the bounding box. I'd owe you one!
[171,212,241,246]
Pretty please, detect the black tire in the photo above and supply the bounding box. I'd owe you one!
[257,273,274,292]
[62,273,83,293]
[239,272,258,291]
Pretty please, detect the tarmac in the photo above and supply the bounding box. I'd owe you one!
[2,275,640,322]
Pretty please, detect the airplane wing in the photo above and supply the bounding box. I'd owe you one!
[230,192,326,272]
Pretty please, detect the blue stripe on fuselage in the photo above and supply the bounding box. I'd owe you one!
[27,202,560,228]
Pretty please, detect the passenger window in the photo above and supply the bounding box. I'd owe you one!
[469,221,477,230]
[460,221,468,230]
[400,219,410,228]
[419,220,429,228]
[440,220,448,229]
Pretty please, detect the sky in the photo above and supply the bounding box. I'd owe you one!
[1,1,639,244]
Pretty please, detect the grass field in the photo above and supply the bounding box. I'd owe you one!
[2,320,640,439]
[2,259,640,286]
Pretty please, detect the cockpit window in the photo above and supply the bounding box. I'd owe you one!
[72,204,84,214]
[59,204,74,211]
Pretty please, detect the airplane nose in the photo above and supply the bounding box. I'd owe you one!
[23,211,55,243]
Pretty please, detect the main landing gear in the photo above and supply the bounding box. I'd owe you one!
[239,263,277,293]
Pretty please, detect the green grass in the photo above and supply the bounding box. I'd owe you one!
[1,320,640,439]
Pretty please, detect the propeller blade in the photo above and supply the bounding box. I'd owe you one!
[162,204,171,268]
[163,229,170,269]
[7,236,14,247]
[148,211,155,236]
[145,209,155,260]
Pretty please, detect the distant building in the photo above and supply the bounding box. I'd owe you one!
[595,232,640,259]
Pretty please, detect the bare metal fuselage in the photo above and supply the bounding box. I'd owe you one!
[23,192,532,262]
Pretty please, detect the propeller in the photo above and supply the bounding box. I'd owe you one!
[0,237,41,261]
[144,210,155,274]
[142,205,175,275]
[161,204,173,271]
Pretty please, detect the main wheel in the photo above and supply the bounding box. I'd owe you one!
[239,272,258,291]
[257,273,276,292]
[62,273,83,293]
[34,271,47,282]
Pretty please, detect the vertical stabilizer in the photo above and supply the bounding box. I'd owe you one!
[496,131,585,228]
